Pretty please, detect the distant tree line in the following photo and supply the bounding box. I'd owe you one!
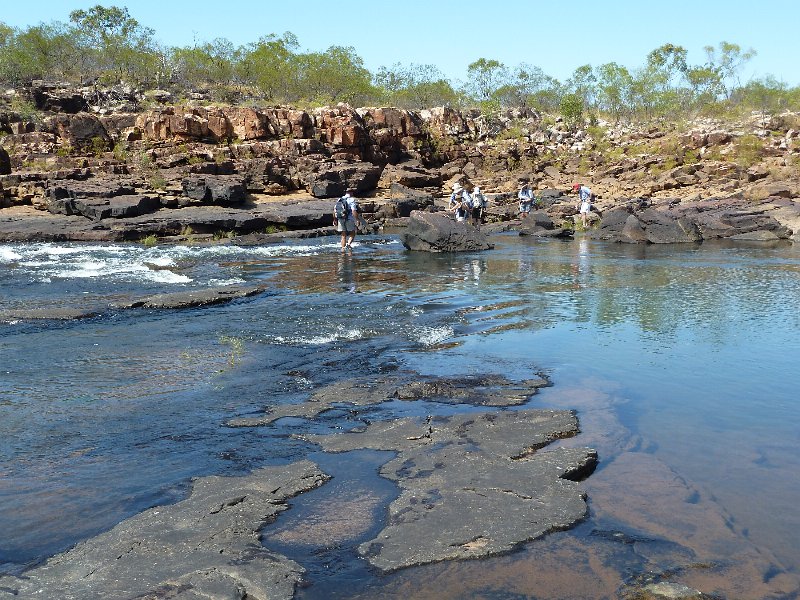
[1,5,798,121]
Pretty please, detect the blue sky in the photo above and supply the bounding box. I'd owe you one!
[4,0,798,86]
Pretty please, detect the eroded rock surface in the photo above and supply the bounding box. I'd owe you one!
[305,409,597,572]
[0,460,330,600]
[226,373,550,427]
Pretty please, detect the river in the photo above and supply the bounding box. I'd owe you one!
[1,233,798,599]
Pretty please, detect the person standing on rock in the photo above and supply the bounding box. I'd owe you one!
[334,188,360,250]
[573,183,593,228]
[518,183,534,218]
[449,183,471,223]
[470,186,486,229]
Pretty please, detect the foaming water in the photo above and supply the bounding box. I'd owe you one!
[1,234,799,597]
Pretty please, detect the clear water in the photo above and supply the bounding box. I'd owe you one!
[1,234,799,598]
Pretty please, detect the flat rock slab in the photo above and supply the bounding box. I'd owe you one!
[0,460,330,600]
[0,307,99,321]
[226,373,550,427]
[114,283,267,310]
[305,409,598,572]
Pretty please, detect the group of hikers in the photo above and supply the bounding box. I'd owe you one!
[451,181,594,227]
[332,181,594,249]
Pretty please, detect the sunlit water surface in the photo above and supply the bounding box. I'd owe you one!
[1,234,799,598]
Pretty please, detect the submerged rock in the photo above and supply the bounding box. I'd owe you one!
[0,461,330,600]
[305,409,597,572]
[0,307,99,321]
[114,283,267,310]
[226,373,550,427]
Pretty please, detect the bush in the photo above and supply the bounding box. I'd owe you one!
[734,134,764,168]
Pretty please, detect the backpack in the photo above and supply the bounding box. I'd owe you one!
[472,192,486,209]
[334,196,351,221]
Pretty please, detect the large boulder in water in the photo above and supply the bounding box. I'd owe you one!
[400,211,493,252]
[594,207,702,244]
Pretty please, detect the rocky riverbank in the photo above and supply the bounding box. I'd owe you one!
[1,83,798,245]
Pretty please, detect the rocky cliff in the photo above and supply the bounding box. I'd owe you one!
[1,83,798,243]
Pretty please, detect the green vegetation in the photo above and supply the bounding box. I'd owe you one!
[0,6,797,121]
[734,134,765,168]
[140,234,158,247]
[218,335,244,366]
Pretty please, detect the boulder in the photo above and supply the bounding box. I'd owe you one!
[31,84,88,113]
[594,207,703,244]
[637,208,703,244]
[305,162,382,198]
[400,211,493,252]
[68,195,163,220]
[48,113,111,149]
[516,210,573,238]
[378,162,442,189]
[0,147,10,175]
[182,175,247,204]
[376,185,435,218]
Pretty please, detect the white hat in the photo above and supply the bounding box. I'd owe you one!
[474,186,481,192]
[453,183,463,192]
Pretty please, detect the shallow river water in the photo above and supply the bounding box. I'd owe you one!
[1,233,799,599]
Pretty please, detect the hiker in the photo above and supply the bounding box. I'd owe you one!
[573,183,593,228]
[518,183,535,218]
[448,183,471,223]
[333,188,360,250]
[471,186,486,229]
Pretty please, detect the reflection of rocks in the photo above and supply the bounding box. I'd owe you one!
[0,461,330,600]
[226,373,550,427]
[305,410,597,572]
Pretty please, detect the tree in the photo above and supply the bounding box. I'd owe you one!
[466,58,510,104]
[295,45,373,104]
[595,62,633,122]
[374,63,459,109]
[493,63,562,111]
[703,41,756,99]
[239,32,299,102]
[68,5,158,84]
[560,93,584,129]
[566,64,596,111]
[1,22,79,84]
[170,38,236,90]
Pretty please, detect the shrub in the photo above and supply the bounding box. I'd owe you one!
[734,134,765,168]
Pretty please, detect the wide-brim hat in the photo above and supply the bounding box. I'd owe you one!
[453,183,464,192]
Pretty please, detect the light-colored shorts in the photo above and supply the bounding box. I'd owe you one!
[337,217,356,233]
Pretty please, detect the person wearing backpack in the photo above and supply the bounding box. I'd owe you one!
[471,186,487,229]
[518,183,534,218]
[448,183,471,223]
[334,188,360,250]
[572,183,593,228]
